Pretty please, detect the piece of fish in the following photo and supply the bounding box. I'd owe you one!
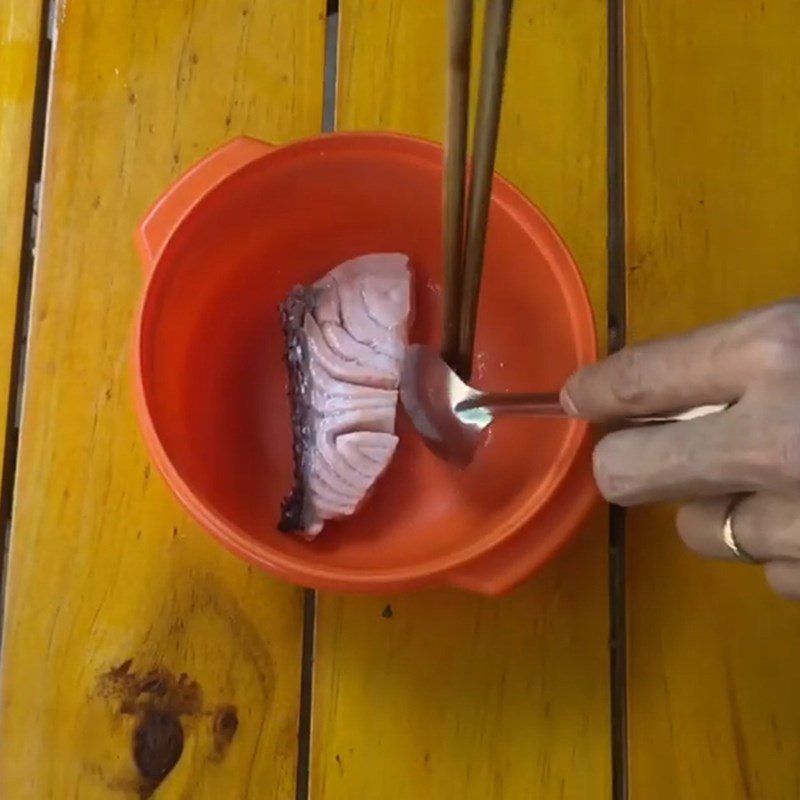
[279,253,412,537]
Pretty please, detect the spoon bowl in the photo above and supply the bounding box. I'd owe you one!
[400,345,566,467]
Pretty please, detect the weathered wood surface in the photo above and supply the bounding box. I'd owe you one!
[0,1,42,491]
[311,3,611,798]
[0,2,325,797]
[626,2,800,797]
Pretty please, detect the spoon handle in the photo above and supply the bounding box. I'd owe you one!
[625,403,731,424]
[459,392,564,416]
[457,392,731,424]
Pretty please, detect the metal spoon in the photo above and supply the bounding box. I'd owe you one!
[400,344,730,467]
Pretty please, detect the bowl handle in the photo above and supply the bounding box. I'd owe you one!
[135,136,276,273]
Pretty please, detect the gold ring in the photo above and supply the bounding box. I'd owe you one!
[722,496,757,564]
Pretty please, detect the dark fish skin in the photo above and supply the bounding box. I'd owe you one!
[278,286,315,533]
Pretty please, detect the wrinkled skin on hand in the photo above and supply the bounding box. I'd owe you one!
[562,300,800,600]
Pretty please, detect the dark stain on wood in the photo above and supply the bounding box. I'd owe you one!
[381,604,393,619]
[108,658,133,679]
[93,575,273,792]
[133,709,184,788]
[98,661,203,798]
[211,704,239,760]
[138,674,168,697]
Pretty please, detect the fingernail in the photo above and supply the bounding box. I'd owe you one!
[560,387,579,417]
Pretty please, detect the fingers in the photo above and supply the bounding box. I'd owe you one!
[564,299,800,602]
[676,493,800,562]
[592,410,760,505]
[562,328,743,421]
[765,562,800,601]
[676,493,800,601]
[591,389,800,506]
[676,496,738,560]
[562,300,800,421]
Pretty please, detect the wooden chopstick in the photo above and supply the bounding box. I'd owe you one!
[456,0,514,380]
[441,0,473,371]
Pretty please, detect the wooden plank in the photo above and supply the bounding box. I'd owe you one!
[626,2,800,797]
[311,3,610,798]
[0,1,42,479]
[0,2,325,797]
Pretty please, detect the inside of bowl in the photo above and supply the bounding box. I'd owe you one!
[139,137,592,574]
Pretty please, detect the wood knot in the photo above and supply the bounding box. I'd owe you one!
[133,709,184,784]
[212,705,239,759]
[97,661,202,797]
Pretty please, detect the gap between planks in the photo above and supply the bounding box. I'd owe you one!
[607,0,629,798]
[0,0,56,646]
[295,6,340,800]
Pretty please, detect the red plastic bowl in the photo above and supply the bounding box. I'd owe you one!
[134,134,598,595]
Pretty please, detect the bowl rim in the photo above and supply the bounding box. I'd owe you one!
[132,131,598,591]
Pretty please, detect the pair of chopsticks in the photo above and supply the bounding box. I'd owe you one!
[441,0,514,380]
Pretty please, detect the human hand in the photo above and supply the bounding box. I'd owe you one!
[561,301,800,599]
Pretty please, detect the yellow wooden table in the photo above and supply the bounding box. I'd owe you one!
[0,2,798,798]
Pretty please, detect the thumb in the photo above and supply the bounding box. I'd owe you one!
[560,322,752,422]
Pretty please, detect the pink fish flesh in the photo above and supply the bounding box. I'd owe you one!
[279,253,412,537]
